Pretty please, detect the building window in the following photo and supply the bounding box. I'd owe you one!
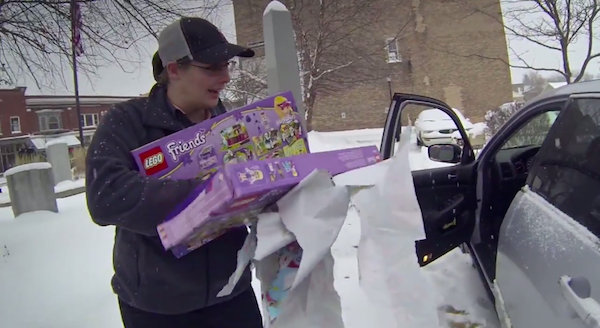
[48,116,60,130]
[82,113,99,127]
[386,38,401,63]
[10,116,21,134]
[37,110,63,132]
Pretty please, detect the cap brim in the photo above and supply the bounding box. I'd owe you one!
[192,42,255,64]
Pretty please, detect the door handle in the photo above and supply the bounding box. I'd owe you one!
[559,275,600,328]
[447,173,458,181]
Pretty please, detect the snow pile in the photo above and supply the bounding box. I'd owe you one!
[54,179,85,193]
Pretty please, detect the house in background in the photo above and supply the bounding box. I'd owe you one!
[522,81,568,102]
[233,0,513,131]
[512,83,526,102]
[0,87,134,173]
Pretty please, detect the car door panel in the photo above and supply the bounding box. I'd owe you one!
[497,189,600,328]
[496,96,600,327]
[381,93,477,267]
[412,164,477,266]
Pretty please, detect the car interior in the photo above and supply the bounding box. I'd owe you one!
[529,100,600,237]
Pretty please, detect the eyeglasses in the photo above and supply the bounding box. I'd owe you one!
[188,61,234,75]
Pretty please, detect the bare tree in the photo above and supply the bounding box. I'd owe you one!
[226,58,268,106]
[0,0,225,89]
[227,0,410,130]
[480,0,600,83]
[288,0,410,129]
[522,71,547,88]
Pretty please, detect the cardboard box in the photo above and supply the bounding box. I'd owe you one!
[131,91,309,181]
[158,146,382,258]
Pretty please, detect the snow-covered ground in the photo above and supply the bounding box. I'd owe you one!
[0,128,498,328]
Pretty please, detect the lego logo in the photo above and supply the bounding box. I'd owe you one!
[138,146,168,176]
[144,153,164,169]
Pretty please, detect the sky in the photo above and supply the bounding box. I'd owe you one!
[0,128,500,328]
[11,1,238,97]
[10,1,600,97]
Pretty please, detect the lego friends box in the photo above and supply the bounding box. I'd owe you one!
[159,145,382,258]
[132,91,308,181]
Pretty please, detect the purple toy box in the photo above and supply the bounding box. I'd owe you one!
[131,91,308,181]
[158,146,382,258]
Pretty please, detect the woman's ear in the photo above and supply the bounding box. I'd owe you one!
[166,62,181,81]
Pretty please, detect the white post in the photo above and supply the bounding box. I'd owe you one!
[263,1,306,128]
[46,141,73,184]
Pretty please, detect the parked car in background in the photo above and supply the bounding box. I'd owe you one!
[414,108,474,146]
[380,80,600,328]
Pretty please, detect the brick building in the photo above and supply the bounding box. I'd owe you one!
[232,0,513,131]
[0,87,134,173]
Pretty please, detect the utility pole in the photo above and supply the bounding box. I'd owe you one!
[71,0,84,147]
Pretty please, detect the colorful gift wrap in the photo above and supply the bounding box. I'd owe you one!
[131,91,308,181]
[158,145,382,258]
[263,242,303,323]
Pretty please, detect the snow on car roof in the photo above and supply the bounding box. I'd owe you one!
[417,108,474,129]
[418,109,452,121]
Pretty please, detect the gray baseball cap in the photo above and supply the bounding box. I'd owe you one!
[153,17,254,79]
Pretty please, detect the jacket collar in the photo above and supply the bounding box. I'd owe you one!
[141,84,183,132]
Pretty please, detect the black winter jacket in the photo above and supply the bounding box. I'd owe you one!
[85,84,250,314]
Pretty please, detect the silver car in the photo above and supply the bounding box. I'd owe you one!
[414,108,474,146]
[380,81,600,328]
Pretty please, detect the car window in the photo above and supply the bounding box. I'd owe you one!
[529,98,600,237]
[500,110,560,150]
[392,105,470,170]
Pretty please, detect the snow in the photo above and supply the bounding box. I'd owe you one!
[549,82,567,89]
[54,179,86,193]
[0,128,498,328]
[44,139,68,148]
[4,162,52,177]
[519,186,600,253]
[416,108,474,131]
[263,0,288,15]
[470,122,487,136]
[30,135,81,150]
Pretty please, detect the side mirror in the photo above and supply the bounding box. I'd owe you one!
[428,144,461,163]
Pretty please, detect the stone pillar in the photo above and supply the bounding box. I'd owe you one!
[46,141,72,184]
[5,162,58,217]
[263,0,306,128]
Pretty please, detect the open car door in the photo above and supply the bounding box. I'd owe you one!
[380,94,478,266]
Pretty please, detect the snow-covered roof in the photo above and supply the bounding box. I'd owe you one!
[30,135,81,150]
[26,95,134,108]
[4,162,51,177]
